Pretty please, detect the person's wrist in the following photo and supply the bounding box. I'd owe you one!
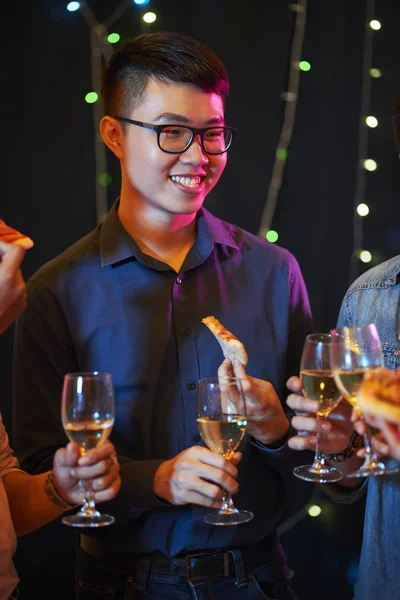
[44,471,78,511]
[322,432,364,463]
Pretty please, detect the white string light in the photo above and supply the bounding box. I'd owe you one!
[349,0,379,283]
[70,0,156,224]
[257,0,308,240]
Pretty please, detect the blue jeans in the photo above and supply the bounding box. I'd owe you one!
[75,547,298,600]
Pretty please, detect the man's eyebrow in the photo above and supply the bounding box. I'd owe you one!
[154,113,225,126]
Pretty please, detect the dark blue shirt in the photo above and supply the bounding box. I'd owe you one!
[13,200,312,555]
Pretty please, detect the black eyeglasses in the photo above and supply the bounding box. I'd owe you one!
[113,116,236,155]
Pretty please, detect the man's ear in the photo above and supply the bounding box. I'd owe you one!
[100,116,123,158]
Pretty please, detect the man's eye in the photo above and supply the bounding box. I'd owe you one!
[162,128,185,137]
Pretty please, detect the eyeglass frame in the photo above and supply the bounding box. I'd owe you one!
[112,116,237,155]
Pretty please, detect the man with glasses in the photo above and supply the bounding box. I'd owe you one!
[12,31,312,599]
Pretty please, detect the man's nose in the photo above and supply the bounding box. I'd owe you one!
[180,135,209,165]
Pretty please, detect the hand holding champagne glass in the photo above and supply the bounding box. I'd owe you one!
[197,376,253,525]
[293,333,344,483]
[61,371,116,527]
[330,323,399,477]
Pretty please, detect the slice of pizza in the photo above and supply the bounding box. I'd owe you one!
[357,367,400,423]
[202,316,248,366]
[0,219,34,249]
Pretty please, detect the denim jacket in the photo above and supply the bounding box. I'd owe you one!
[336,256,400,600]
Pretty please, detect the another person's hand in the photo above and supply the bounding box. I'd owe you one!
[153,446,241,508]
[52,440,121,506]
[217,358,290,445]
[286,375,354,454]
[0,240,27,333]
[353,409,398,459]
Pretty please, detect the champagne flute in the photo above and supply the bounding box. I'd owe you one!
[330,324,399,477]
[61,371,116,527]
[197,376,253,526]
[293,333,344,483]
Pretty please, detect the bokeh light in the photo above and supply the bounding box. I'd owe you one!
[369,68,382,78]
[99,174,112,186]
[143,12,157,23]
[266,230,279,243]
[308,505,322,518]
[299,61,311,72]
[85,92,98,104]
[365,116,378,128]
[363,159,377,171]
[66,1,80,11]
[276,148,288,160]
[360,250,372,263]
[107,33,120,44]
[369,20,382,30]
[357,203,370,217]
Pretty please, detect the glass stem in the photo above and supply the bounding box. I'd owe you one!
[312,417,327,470]
[220,491,238,514]
[79,479,98,516]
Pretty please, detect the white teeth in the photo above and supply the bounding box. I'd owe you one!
[171,175,201,188]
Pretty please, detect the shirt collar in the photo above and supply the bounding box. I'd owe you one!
[197,207,239,250]
[99,200,239,268]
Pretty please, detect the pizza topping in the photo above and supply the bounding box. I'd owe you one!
[0,219,34,249]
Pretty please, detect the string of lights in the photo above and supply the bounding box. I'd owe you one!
[66,0,158,224]
[349,0,381,285]
[257,0,308,242]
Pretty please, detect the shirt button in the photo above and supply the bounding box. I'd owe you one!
[192,434,201,442]
[396,349,400,356]
[176,276,183,284]
[187,381,196,390]
[181,328,190,337]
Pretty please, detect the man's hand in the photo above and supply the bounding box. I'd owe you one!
[286,375,354,454]
[0,240,27,333]
[153,446,241,508]
[52,440,121,505]
[217,358,290,445]
[353,409,398,459]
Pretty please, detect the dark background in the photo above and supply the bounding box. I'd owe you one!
[1,0,399,598]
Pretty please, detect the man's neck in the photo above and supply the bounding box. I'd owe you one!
[118,200,198,273]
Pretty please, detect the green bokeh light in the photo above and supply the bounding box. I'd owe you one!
[299,61,311,72]
[108,33,120,44]
[99,174,112,186]
[266,230,279,243]
[276,148,288,160]
[369,68,382,78]
[85,92,98,104]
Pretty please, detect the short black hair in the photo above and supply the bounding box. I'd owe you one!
[101,31,230,117]
[392,97,400,156]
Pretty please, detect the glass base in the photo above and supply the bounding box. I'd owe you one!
[62,512,115,528]
[346,461,400,478]
[293,464,343,483]
[204,509,254,526]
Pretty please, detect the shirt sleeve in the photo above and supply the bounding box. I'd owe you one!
[282,254,314,401]
[0,412,20,476]
[12,281,165,520]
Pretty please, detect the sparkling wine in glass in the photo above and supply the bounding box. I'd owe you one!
[61,371,116,527]
[197,376,253,526]
[330,324,399,477]
[293,333,344,483]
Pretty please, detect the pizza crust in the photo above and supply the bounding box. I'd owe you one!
[0,219,34,249]
[202,316,248,366]
[358,367,400,423]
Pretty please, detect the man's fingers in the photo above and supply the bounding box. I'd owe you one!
[291,415,319,432]
[288,434,317,451]
[286,376,302,393]
[286,395,318,414]
[78,440,116,466]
